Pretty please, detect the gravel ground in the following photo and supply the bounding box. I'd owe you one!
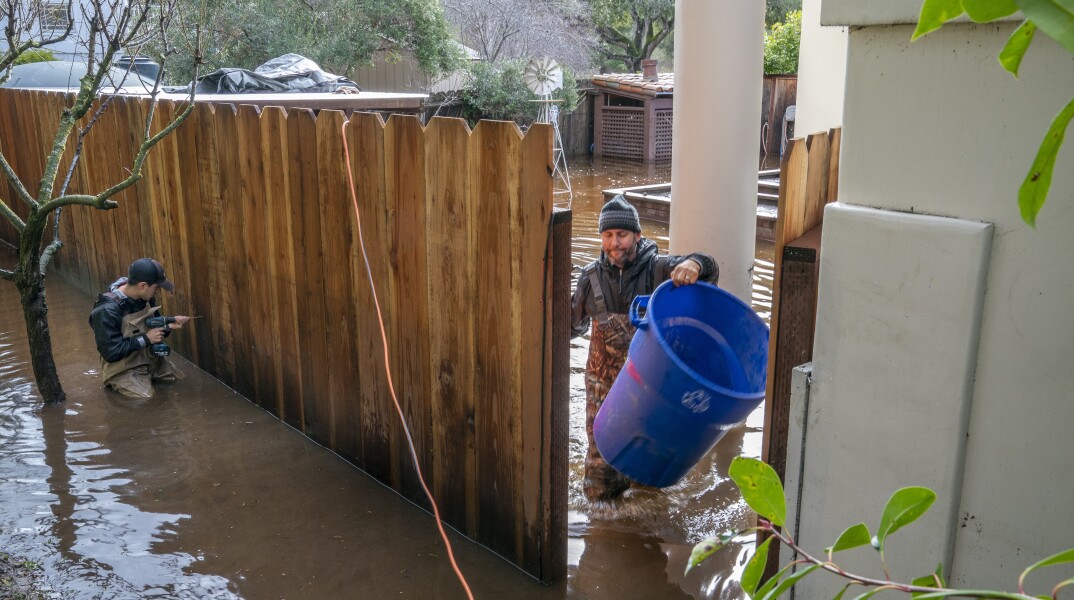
[0,552,49,600]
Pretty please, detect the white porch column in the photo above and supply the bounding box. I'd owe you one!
[669,0,764,303]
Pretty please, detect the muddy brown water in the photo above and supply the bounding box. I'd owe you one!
[0,155,774,599]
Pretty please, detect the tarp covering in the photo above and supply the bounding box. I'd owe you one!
[165,54,360,94]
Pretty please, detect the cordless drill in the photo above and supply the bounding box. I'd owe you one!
[145,315,177,357]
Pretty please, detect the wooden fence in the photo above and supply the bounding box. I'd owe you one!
[760,75,798,158]
[0,89,571,583]
[759,127,841,578]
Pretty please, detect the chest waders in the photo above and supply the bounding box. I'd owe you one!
[583,271,635,502]
[101,298,183,399]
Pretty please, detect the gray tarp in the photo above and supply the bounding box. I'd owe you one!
[164,54,360,94]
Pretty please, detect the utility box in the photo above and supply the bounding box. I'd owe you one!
[591,70,674,162]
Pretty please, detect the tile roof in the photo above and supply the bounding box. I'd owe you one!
[590,72,674,97]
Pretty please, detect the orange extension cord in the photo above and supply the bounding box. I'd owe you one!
[340,121,476,600]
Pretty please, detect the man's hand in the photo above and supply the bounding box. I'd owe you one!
[172,315,191,329]
[146,328,166,344]
[671,259,702,286]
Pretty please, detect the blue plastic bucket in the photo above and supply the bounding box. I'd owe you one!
[593,280,769,487]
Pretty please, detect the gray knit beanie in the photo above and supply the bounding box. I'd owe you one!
[599,195,641,233]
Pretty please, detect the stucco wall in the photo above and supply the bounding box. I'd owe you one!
[793,16,1074,596]
[792,0,847,137]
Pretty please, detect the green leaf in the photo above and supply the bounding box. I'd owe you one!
[1019,96,1074,226]
[914,0,965,40]
[686,533,735,575]
[851,589,887,599]
[729,457,786,527]
[753,560,801,599]
[741,537,772,597]
[833,584,853,600]
[874,487,936,552]
[1000,20,1038,76]
[1019,547,1074,589]
[911,563,946,597]
[963,0,1020,21]
[1015,0,1074,54]
[757,564,821,600]
[826,523,872,554]
[912,592,1040,599]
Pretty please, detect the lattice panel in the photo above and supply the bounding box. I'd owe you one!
[599,108,644,160]
[655,109,673,161]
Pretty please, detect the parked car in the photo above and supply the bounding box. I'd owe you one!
[1,60,157,94]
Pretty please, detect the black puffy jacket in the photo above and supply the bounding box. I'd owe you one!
[87,278,156,363]
[570,238,718,338]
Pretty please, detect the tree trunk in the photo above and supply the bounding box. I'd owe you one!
[17,273,66,403]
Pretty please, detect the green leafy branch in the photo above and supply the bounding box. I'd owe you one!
[687,457,1074,599]
[912,0,1074,227]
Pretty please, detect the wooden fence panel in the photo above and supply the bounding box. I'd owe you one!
[238,104,277,410]
[317,109,359,455]
[828,127,842,202]
[0,91,21,246]
[519,123,553,573]
[471,120,524,559]
[760,128,841,582]
[384,114,432,505]
[803,132,831,231]
[347,111,395,484]
[0,90,568,583]
[155,101,197,360]
[261,107,300,420]
[424,117,477,535]
[290,108,333,442]
[110,98,143,293]
[186,103,222,374]
[214,105,252,397]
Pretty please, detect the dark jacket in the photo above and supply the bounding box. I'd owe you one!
[88,278,156,363]
[571,238,718,338]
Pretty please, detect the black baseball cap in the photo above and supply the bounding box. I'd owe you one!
[128,258,175,292]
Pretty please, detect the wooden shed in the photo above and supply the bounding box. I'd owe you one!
[591,70,674,162]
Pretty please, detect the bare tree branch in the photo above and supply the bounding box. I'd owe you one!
[40,91,198,216]
[38,239,62,274]
[0,150,35,208]
[0,196,25,232]
[0,267,13,281]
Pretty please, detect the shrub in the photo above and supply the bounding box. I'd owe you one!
[460,60,582,125]
[764,9,801,75]
[460,60,535,124]
[12,49,57,66]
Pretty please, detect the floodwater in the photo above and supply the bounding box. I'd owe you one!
[0,155,774,599]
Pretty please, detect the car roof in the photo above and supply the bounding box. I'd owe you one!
[2,60,156,93]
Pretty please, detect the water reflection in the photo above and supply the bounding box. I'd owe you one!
[0,156,773,599]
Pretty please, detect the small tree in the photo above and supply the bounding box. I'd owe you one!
[0,0,203,403]
[764,10,802,75]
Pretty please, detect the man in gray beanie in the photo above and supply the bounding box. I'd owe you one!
[571,195,718,503]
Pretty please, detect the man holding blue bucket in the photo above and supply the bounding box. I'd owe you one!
[571,196,718,503]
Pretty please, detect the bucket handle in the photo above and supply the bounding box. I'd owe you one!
[629,294,651,329]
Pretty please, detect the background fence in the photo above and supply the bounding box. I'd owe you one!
[0,89,570,583]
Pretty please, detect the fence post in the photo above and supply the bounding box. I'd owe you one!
[539,207,572,583]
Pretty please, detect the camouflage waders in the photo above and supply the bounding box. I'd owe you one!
[101,302,183,399]
[583,272,636,503]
